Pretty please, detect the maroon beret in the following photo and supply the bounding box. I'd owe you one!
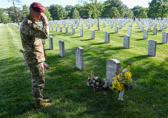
[30,2,45,13]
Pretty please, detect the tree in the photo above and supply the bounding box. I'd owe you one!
[159,0,168,19]
[148,0,161,19]
[7,6,21,23]
[132,6,143,17]
[49,4,68,20]
[148,0,168,19]
[125,10,133,18]
[138,8,147,18]
[8,0,21,25]
[72,8,80,19]
[103,0,126,17]
[45,7,53,20]
[109,7,120,18]
[0,9,11,23]
[20,5,29,21]
[65,5,74,18]
[74,4,84,18]
[83,0,105,30]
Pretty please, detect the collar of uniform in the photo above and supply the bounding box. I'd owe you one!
[27,15,35,23]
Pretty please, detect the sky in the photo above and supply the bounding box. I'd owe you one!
[0,0,152,9]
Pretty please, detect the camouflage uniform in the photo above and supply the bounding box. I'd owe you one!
[20,15,49,100]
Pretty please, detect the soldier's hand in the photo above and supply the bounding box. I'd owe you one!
[40,13,48,24]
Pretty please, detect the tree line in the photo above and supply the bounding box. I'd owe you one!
[0,0,168,24]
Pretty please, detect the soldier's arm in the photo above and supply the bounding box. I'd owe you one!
[29,22,49,39]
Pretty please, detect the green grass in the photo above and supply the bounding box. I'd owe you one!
[0,20,168,118]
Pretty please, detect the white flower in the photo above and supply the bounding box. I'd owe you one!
[87,82,90,86]
[96,82,99,85]
[95,77,98,80]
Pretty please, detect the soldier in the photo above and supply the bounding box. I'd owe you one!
[20,2,51,108]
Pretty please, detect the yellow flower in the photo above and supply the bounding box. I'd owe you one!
[112,79,124,91]
[125,72,132,79]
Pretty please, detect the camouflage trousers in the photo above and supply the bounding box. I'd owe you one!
[28,62,45,100]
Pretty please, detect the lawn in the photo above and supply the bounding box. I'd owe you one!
[0,20,168,118]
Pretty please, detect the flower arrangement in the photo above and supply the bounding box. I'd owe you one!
[112,66,133,92]
[87,70,104,89]
[112,66,133,100]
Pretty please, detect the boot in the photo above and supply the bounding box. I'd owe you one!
[35,99,51,108]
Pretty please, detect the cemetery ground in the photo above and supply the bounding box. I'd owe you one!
[0,21,168,118]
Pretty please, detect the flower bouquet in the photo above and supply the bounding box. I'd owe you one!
[87,70,104,89]
[112,66,133,100]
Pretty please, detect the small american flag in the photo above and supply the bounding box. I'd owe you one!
[91,70,94,80]
[43,62,49,69]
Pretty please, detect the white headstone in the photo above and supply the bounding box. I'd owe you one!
[105,32,110,43]
[115,26,118,33]
[80,29,83,37]
[106,59,121,85]
[91,30,95,40]
[59,40,65,57]
[60,27,62,32]
[143,30,148,39]
[55,26,57,32]
[65,27,68,34]
[75,47,84,70]
[148,40,157,57]
[49,36,53,50]
[128,27,132,36]
[140,26,144,32]
[153,27,157,35]
[162,32,168,44]
[42,39,45,45]
[124,35,130,49]
[72,28,75,35]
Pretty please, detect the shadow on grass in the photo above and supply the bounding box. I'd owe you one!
[0,57,35,118]
[157,43,164,45]
[44,47,168,117]
[80,39,91,41]
[71,36,81,38]
[1,36,168,117]
[136,38,144,41]
[90,42,105,45]
[110,32,117,34]
[52,33,72,37]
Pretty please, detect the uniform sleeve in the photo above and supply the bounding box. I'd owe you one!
[29,22,49,39]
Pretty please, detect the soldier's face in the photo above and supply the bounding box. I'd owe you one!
[35,12,41,21]
[32,10,41,21]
